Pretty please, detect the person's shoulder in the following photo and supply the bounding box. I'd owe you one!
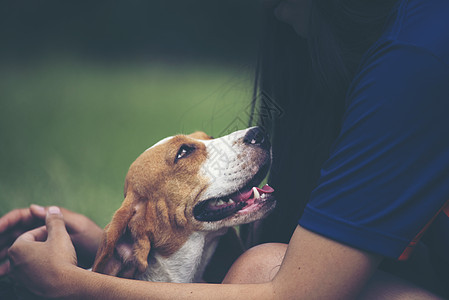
[355,0,449,77]
[389,0,449,65]
[349,37,449,113]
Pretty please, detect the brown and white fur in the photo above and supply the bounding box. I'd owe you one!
[92,127,275,283]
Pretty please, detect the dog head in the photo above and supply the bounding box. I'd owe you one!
[92,127,275,278]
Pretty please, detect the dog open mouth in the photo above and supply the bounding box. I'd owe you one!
[193,184,275,222]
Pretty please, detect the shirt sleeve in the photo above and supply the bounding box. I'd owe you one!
[299,40,449,259]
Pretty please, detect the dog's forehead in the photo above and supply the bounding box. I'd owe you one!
[145,135,207,152]
[145,128,249,153]
[145,136,174,152]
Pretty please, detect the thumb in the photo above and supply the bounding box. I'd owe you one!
[45,206,70,243]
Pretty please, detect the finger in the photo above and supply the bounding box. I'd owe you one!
[16,226,48,243]
[0,227,36,250]
[45,207,70,244]
[55,207,86,234]
[29,204,46,219]
[0,228,40,254]
[0,260,10,276]
[0,230,19,248]
[56,207,79,234]
[0,208,33,233]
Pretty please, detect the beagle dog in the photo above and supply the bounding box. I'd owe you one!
[92,127,275,283]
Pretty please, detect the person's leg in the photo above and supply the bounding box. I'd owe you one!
[222,243,287,284]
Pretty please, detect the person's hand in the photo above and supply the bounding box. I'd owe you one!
[0,205,103,272]
[7,207,79,298]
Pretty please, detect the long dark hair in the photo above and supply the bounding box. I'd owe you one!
[245,0,400,246]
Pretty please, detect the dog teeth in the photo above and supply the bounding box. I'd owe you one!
[209,199,234,207]
[216,200,226,206]
[252,187,260,199]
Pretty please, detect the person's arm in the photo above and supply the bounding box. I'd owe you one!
[8,208,444,299]
[4,208,376,299]
[78,226,382,299]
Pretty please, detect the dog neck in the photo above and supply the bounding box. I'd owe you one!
[137,228,228,283]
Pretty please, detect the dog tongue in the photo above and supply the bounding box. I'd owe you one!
[231,184,274,202]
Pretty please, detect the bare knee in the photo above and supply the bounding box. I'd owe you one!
[222,243,287,284]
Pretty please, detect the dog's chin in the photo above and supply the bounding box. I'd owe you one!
[192,183,276,228]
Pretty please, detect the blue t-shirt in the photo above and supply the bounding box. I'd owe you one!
[299,0,449,267]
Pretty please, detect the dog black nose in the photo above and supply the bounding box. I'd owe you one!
[243,127,270,148]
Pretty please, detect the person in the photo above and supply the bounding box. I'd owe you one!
[1,0,448,298]
[247,0,449,296]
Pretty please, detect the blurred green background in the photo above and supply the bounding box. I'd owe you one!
[0,0,261,227]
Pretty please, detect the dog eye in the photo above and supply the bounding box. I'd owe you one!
[175,144,195,162]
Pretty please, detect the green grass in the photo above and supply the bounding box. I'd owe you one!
[0,58,254,227]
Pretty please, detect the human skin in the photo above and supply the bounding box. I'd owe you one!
[0,1,445,298]
[5,207,378,299]
[2,206,442,299]
[0,205,102,272]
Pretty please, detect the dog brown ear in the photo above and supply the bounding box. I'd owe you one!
[188,131,213,140]
[92,192,151,279]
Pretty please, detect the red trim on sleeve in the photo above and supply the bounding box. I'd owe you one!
[399,200,449,261]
